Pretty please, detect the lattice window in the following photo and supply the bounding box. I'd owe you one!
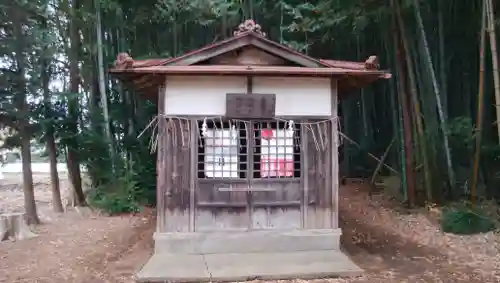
[197,120,247,179]
[251,121,301,179]
[197,120,301,179]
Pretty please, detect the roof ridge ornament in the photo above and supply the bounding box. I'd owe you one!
[234,19,266,37]
[364,56,379,70]
[114,52,134,69]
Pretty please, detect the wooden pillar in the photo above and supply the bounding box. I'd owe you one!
[300,123,309,229]
[330,78,339,229]
[189,119,197,232]
[246,76,254,230]
[157,80,167,232]
[161,93,190,232]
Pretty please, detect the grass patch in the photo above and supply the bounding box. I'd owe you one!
[441,206,496,235]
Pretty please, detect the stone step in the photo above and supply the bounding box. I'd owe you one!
[153,229,341,254]
[136,250,363,283]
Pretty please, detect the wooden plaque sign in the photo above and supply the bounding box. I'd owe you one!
[225,93,276,119]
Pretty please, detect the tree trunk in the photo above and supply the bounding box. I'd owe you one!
[67,0,86,206]
[20,136,39,224]
[12,7,40,225]
[41,18,64,213]
[89,47,102,131]
[47,135,64,212]
[96,0,114,164]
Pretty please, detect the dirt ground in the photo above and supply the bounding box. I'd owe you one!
[0,175,499,283]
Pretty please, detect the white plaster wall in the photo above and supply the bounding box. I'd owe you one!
[164,76,334,117]
[252,77,332,116]
[164,76,246,116]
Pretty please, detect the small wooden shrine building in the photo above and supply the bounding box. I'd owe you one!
[110,20,390,282]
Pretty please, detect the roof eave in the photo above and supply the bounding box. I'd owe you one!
[109,67,391,77]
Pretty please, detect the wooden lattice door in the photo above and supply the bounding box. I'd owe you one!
[247,120,302,229]
[195,120,250,231]
[195,120,303,232]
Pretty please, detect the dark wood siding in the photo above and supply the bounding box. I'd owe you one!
[159,118,192,232]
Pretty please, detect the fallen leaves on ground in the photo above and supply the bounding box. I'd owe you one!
[0,176,499,283]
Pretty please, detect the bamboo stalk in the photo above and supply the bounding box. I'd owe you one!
[413,0,456,190]
[398,7,433,202]
[437,0,448,119]
[357,35,369,138]
[471,0,487,206]
[390,0,408,203]
[486,0,500,144]
[384,30,403,173]
[95,0,114,170]
[394,0,416,207]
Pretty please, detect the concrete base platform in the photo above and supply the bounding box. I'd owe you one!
[153,229,342,254]
[136,250,363,282]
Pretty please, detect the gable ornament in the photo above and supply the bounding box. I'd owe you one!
[234,19,266,37]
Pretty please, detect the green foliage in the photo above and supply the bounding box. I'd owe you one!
[124,143,157,206]
[447,117,475,152]
[88,172,141,215]
[86,155,156,215]
[441,206,496,235]
[2,0,500,215]
[444,117,500,198]
[80,123,156,213]
[75,88,157,213]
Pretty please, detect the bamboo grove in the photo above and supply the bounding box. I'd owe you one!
[1,0,499,222]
